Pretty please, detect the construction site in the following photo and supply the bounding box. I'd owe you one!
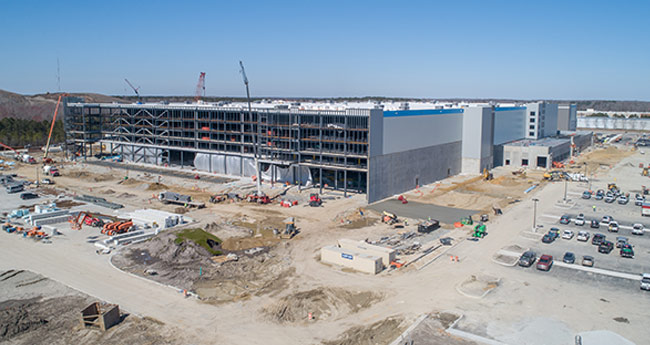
[2,109,650,344]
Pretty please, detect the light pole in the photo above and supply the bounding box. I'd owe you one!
[532,198,539,232]
[563,178,568,202]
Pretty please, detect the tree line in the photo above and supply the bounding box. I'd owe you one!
[0,117,64,148]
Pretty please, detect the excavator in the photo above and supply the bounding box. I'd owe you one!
[482,168,493,181]
[101,220,133,236]
[70,212,104,230]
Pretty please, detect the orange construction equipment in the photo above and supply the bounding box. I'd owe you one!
[70,212,103,230]
[43,93,67,162]
[552,161,565,169]
[107,221,133,236]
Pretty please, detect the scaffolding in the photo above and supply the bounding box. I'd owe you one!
[64,102,371,195]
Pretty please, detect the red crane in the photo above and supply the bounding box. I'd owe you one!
[194,72,206,102]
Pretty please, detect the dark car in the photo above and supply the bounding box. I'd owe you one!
[518,251,537,267]
[595,190,605,200]
[19,192,39,200]
[542,234,555,243]
[620,244,634,258]
[549,227,560,239]
[598,240,614,254]
[563,252,576,264]
[559,215,571,225]
[582,191,592,199]
[590,220,600,229]
[592,233,606,245]
[536,255,553,271]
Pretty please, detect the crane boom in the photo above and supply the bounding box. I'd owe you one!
[194,72,206,102]
[44,93,66,160]
[124,78,141,101]
[0,141,20,155]
[239,61,262,197]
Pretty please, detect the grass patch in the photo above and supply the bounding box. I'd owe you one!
[175,228,222,255]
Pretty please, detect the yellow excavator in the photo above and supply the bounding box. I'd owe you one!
[483,168,493,181]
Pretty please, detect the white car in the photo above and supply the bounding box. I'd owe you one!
[632,224,645,236]
[574,214,585,226]
[608,221,619,233]
[601,216,613,225]
[562,230,574,240]
[577,231,590,242]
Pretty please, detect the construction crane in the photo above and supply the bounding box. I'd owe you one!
[194,72,206,102]
[124,78,141,102]
[0,141,20,156]
[43,93,67,163]
[239,61,262,198]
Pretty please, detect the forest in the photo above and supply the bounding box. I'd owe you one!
[0,117,64,148]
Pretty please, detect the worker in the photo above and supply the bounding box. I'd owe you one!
[592,205,596,212]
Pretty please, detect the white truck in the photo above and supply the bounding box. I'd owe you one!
[642,202,650,217]
[42,165,60,177]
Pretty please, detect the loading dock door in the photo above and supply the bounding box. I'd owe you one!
[536,156,547,168]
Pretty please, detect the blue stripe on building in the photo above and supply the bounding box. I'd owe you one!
[494,107,526,112]
[383,108,464,117]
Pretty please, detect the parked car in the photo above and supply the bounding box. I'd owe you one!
[616,236,629,248]
[563,252,576,264]
[601,216,613,225]
[582,255,595,267]
[542,233,555,243]
[620,244,634,258]
[592,233,606,245]
[549,228,560,239]
[577,231,591,242]
[590,220,600,229]
[632,223,645,235]
[595,190,605,200]
[598,240,614,254]
[605,196,616,203]
[19,192,39,200]
[582,191,592,199]
[40,178,54,185]
[559,215,571,225]
[518,251,537,267]
[562,230,574,240]
[641,273,650,290]
[574,214,585,226]
[635,194,645,206]
[608,222,619,233]
[618,195,629,205]
[536,255,553,271]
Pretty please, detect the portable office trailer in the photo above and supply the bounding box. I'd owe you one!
[320,245,382,274]
[337,239,396,268]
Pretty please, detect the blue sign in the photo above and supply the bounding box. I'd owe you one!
[341,253,353,260]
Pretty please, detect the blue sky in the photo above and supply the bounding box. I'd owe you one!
[2,0,650,100]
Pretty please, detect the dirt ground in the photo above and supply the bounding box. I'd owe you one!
[262,287,382,324]
[0,269,181,345]
[321,316,406,345]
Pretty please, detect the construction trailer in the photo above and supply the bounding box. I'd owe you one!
[337,238,396,268]
[320,245,383,274]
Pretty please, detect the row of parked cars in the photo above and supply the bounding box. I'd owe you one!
[582,189,645,206]
[540,226,635,257]
[559,214,645,235]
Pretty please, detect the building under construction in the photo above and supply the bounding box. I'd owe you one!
[64,100,576,202]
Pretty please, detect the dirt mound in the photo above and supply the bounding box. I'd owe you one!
[334,208,378,229]
[117,192,136,198]
[264,287,382,323]
[323,316,405,345]
[54,200,84,208]
[0,298,49,339]
[93,174,116,182]
[147,183,169,191]
[103,189,116,194]
[221,235,279,251]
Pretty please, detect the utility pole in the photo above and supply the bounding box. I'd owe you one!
[532,198,539,232]
[563,179,568,202]
[239,61,262,197]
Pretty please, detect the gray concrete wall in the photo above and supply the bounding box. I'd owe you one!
[494,107,526,144]
[543,103,559,138]
[369,108,384,157]
[381,110,463,155]
[367,141,461,203]
[558,105,573,131]
[461,107,494,173]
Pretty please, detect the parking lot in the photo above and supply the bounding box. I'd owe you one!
[505,149,650,295]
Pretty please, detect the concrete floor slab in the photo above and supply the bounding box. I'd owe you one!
[368,199,479,224]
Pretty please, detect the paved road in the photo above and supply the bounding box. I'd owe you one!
[369,199,478,224]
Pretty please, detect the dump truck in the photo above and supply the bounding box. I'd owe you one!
[418,219,440,233]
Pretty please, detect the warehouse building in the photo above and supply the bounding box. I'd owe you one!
[64,100,576,203]
[498,132,592,169]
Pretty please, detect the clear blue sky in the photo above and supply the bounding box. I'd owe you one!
[2,0,650,100]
